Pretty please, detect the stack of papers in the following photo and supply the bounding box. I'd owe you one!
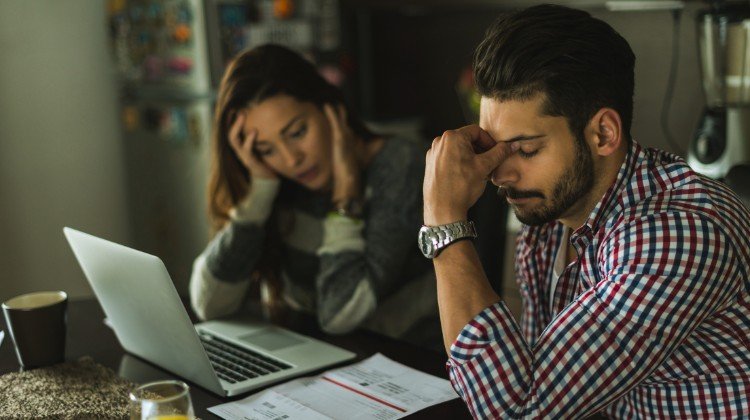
[209,353,458,420]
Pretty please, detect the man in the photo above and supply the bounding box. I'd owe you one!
[419,4,750,418]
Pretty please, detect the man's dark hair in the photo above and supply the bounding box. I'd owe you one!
[473,4,635,142]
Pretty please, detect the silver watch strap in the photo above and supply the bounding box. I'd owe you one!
[432,220,477,250]
[419,220,478,259]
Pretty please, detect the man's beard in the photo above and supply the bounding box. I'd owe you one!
[501,138,594,226]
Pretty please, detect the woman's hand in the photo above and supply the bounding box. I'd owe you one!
[228,111,277,180]
[324,104,362,204]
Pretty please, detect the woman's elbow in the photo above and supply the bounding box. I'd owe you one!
[317,280,377,334]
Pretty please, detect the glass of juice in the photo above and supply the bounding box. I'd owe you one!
[129,380,195,420]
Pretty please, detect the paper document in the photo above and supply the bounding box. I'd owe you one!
[209,353,458,420]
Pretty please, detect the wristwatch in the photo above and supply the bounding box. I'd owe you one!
[418,220,477,259]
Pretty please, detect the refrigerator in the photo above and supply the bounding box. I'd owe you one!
[106,0,344,292]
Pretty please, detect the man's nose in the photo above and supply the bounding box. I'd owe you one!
[490,159,519,187]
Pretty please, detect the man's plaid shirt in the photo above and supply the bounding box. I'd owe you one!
[447,141,750,418]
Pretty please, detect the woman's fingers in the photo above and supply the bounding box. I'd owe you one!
[323,104,346,143]
[243,129,258,157]
[224,109,277,179]
[228,112,246,154]
[228,111,258,166]
[337,104,348,131]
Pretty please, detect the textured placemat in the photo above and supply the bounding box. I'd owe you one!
[0,356,135,419]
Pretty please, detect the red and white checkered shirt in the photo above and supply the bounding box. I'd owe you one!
[447,141,750,418]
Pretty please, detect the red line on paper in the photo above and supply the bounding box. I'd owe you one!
[321,376,407,413]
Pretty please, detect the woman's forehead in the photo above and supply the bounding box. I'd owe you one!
[242,96,313,137]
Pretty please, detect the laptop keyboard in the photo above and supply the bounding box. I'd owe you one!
[198,332,293,384]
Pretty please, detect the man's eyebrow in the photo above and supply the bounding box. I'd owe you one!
[500,134,546,143]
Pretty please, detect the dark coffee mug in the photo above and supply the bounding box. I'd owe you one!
[2,291,68,369]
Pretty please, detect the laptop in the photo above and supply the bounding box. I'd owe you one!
[63,227,355,397]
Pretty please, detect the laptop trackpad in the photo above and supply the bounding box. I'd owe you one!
[238,327,304,351]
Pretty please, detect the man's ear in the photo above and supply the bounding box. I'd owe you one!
[588,108,623,157]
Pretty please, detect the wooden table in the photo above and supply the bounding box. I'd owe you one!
[0,298,471,419]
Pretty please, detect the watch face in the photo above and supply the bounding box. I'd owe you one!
[418,227,434,258]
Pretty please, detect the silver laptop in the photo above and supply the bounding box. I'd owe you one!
[63,227,355,397]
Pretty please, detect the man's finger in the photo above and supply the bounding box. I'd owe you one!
[477,141,515,175]
[431,136,441,150]
[454,125,496,153]
[474,129,497,153]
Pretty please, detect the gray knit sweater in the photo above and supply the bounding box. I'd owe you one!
[189,137,436,338]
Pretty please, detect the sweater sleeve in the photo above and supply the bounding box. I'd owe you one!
[189,178,280,320]
[314,139,426,334]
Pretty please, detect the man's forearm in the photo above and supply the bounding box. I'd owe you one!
[434,240,501,353]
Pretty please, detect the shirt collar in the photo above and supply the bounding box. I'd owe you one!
[572,140,644,239]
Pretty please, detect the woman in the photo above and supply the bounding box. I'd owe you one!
[190,44,438,346]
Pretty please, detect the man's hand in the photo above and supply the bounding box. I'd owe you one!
[423,125,515,225]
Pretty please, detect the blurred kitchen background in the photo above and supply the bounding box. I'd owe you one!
[1,0,745,313]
